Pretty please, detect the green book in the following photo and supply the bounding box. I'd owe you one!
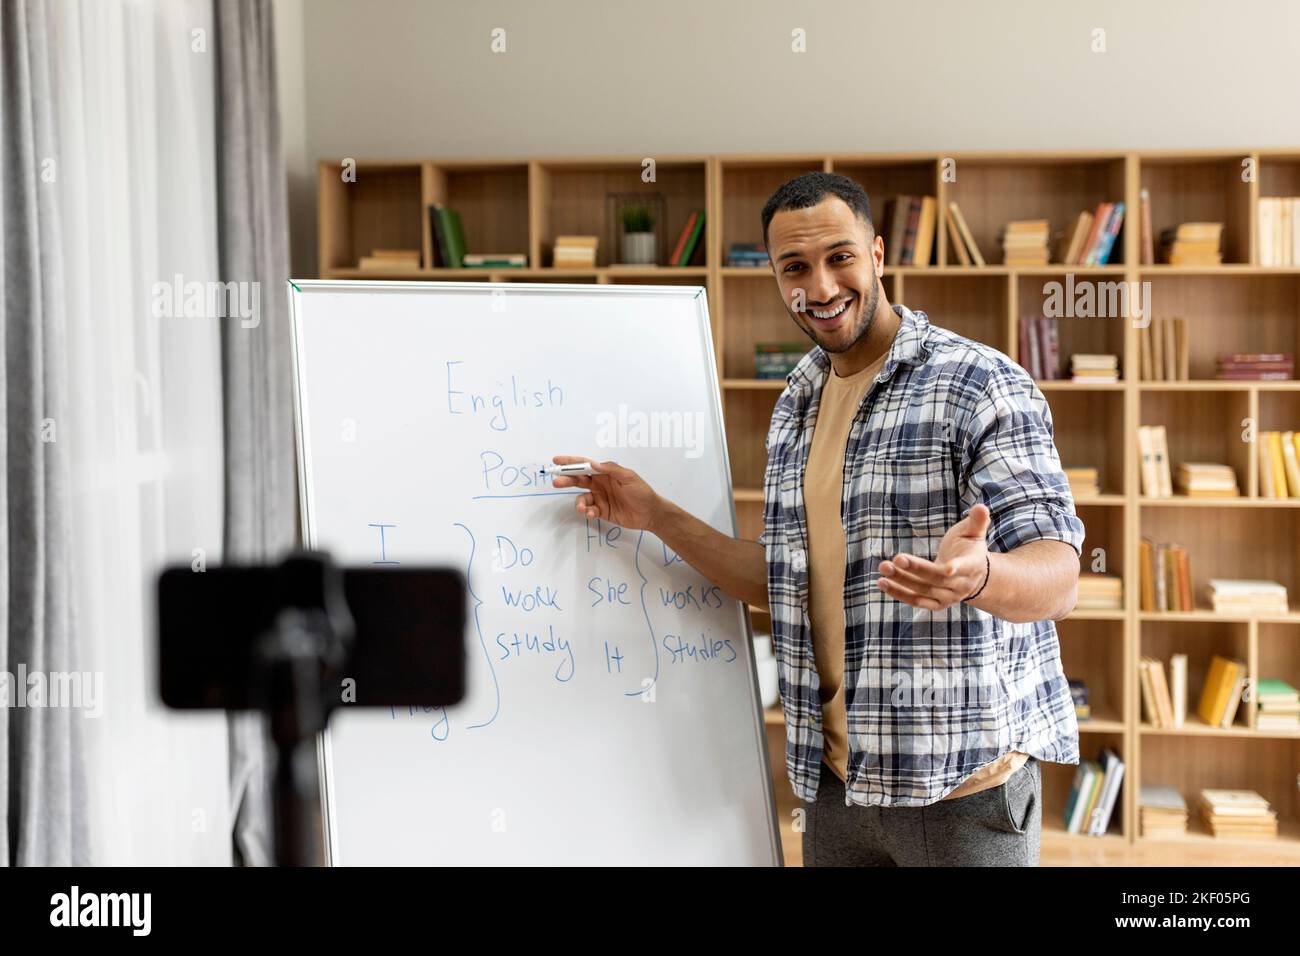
[674,209,705,266]
[429,204,467,268]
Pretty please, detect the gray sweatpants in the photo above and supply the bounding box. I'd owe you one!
[802,756,1042,866]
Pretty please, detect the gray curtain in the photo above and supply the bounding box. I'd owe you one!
[0,0,86,865]
[214,0,299,866]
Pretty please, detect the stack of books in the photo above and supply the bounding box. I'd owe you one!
[1064,466,1100,498]
[1257,197,1300,266]
[462,253,527,268]
[357,248,421,271]
[1139,654,1187,727]
[1068,678,1090,720]
[945,202,985,266]
[1136,425,1172,497]
[1137,538,1192,611]
[1259,431,1300,498]
[1137,317,1189,380]
[1174,462,1239,498]
[881,196,936,267]
[1205,579,1288,615]
[1160,222,1224,265]
[1255,679,1300,730]
[1216,352,1293,381]
[1055,201,1125,265]
[1000,219,1050,266]
[754,343,807,380]
[1070,353,1118,383]
[1077,573,1123,610]
[552,235,599,268]
[1016,315,1060,379]
[726,242,769,268]
[1063,749,1125,836]
[1200,789,1278,839]
[1196,654,1248,727]
[1140,785,1188,837]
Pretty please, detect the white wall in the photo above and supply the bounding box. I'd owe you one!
[279,0,1300,274]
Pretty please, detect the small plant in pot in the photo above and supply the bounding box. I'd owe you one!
[620,205,657,265]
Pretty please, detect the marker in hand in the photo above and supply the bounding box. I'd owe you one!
[539,462,596,477]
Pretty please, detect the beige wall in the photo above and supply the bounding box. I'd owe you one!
[277,0,1300,275]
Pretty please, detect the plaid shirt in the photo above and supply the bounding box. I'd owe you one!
[760,304,1085,807]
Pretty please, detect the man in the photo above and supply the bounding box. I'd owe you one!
[554,172,1083,866]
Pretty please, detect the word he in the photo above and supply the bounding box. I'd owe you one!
[446,361,564,432]
[50,886,151,936]
[495,624,576,682]
[662,632,737,665]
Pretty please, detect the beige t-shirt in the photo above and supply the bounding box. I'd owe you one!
[803,350,1028,800]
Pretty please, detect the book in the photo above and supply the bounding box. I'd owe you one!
[910,196,936,267]
[672,210,705,266]
[946,211,971,266]
[1140,188,1154,265]
[429,204,468,268]
[948,202,985,267]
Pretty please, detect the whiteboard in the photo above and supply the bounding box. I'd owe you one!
[288,280,781,866]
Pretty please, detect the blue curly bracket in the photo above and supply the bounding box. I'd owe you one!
[454,522,500,729]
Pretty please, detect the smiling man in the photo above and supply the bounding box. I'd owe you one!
[554,171,1084,866]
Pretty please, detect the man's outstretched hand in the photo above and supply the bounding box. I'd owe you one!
[877,503,992,612]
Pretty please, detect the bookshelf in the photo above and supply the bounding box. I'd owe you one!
[317,149,1300,865]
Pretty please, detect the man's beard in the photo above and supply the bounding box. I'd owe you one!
[795,275,881,354]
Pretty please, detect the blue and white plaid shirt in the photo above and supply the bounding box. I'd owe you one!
[760,304,1085,807]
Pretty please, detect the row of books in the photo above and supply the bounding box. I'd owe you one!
[1138,538,1194,611]
[1063,749,1124,836]
[665,210,706,266]
[1136,425,1173,497]
[754,342,805,379]
[1219,352,1294,380]
[1139,653,1189,728]
[1055,201,1125,266]
[1259,430,1300,498]
[1140,787,1279,840]
[727,242,769,267]
[1257,197,1300,267]
[881,195,937,267]
[945,202,984,266]
[1137,317,1188,380]
[1014,316,1121,382]
[1160,221,1223,265]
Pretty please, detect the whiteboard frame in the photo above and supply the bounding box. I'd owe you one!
[287,279,785,867]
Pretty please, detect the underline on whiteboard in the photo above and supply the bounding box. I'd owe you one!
[470,491,584,500]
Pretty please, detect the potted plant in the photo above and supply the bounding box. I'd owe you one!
[620,205,656,265]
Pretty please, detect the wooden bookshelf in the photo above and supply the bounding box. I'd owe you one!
[318,150,1300,865]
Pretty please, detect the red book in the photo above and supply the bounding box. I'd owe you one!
[668,211,699,267]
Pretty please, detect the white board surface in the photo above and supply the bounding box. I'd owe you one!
[289,280,781,866]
